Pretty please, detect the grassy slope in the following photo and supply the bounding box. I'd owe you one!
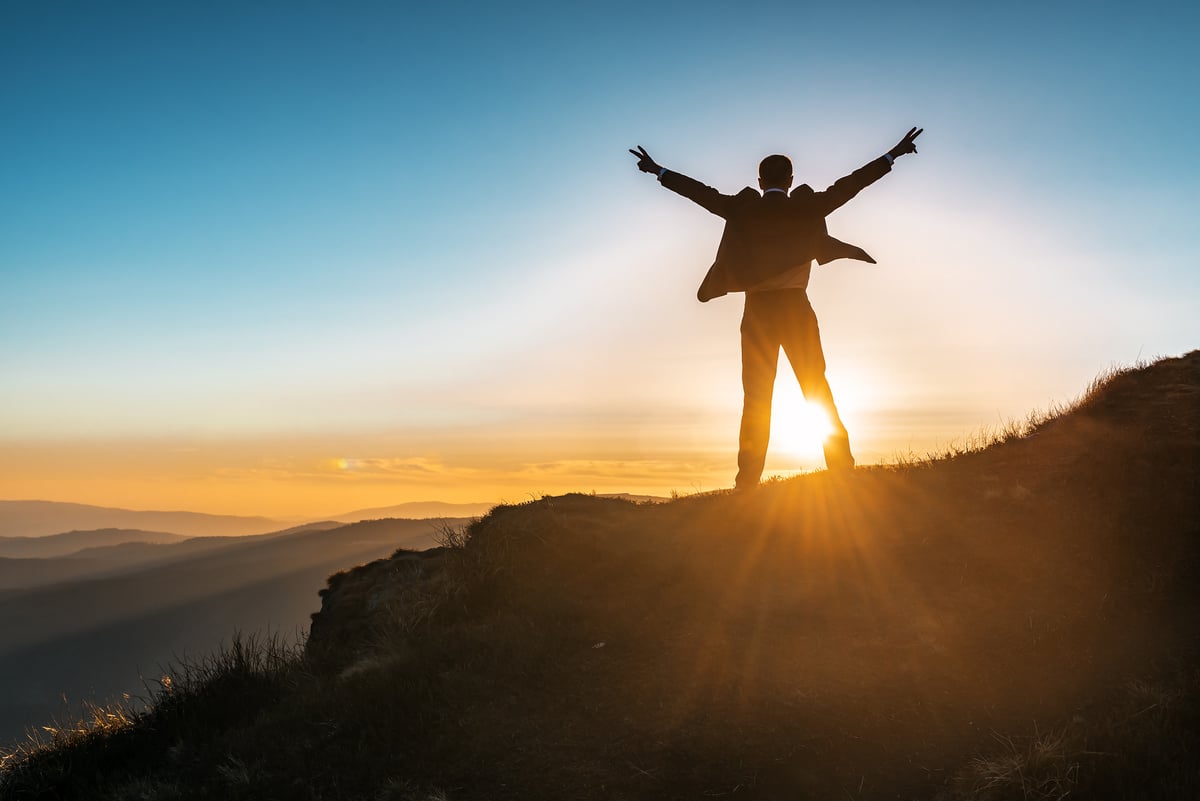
[2,352,1198,801]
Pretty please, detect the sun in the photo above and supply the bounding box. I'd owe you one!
[771,400,835,460]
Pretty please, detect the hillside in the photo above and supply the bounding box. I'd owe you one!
[2,352,1198,800]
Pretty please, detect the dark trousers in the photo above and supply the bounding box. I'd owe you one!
[735,289,854,488]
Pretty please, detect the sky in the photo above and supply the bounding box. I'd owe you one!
[2,0,1197,517]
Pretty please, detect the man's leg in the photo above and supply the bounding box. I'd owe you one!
[779,298,855,471]
[735,294,781,490]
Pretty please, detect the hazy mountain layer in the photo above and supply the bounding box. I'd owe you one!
[325,500,496,522]
[0,517,468,745]
[0,502,289,539]
[0,529,186,560]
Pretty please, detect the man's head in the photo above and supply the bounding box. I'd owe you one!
[758,154,793,192]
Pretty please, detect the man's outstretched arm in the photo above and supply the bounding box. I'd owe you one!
[630,145,735,218]
[816,127,923,216]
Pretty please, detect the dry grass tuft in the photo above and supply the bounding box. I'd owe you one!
[954,725,1081,801]
[2,699,136,773]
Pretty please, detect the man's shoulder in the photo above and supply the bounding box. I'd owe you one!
[714,187,763,217]
[789,184,816,198]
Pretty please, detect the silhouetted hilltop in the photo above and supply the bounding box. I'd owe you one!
[3,352,1198,800]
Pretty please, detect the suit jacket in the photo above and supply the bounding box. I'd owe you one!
[660,156,892,302]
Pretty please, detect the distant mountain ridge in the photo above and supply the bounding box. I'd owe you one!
[2,498,667,540]
[0,522,348,591]
[324,500,496,521]
[0,501,289,539]
[0,528,187,560]
[325,495,667,523]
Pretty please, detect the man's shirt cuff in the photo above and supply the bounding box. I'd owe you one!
[657,167,668,179]
[883,153,894,165]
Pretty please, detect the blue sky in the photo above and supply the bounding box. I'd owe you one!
[2,1,1197,513]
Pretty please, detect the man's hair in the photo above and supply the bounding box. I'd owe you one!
[758,154,793,188]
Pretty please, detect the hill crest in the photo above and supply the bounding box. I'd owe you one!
[295,351,1196,798]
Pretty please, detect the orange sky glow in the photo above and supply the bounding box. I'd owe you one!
[1,363,1088,519]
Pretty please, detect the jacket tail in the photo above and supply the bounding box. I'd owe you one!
[697,264,729,302]
[817,236,875,265]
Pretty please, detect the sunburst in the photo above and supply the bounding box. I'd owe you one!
[770,400,835,460]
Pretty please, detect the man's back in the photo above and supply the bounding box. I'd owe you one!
[715,190,828,292]
[657,161,890,301]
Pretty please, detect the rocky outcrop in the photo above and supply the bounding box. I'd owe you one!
[306,546,448,675]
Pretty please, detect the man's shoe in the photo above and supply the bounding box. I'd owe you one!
[823,436,856,472]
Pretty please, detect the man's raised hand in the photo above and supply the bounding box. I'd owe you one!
[888,127,924,159]
[629,145,662,175]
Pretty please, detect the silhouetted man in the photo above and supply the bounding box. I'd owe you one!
[630,127,922,489]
